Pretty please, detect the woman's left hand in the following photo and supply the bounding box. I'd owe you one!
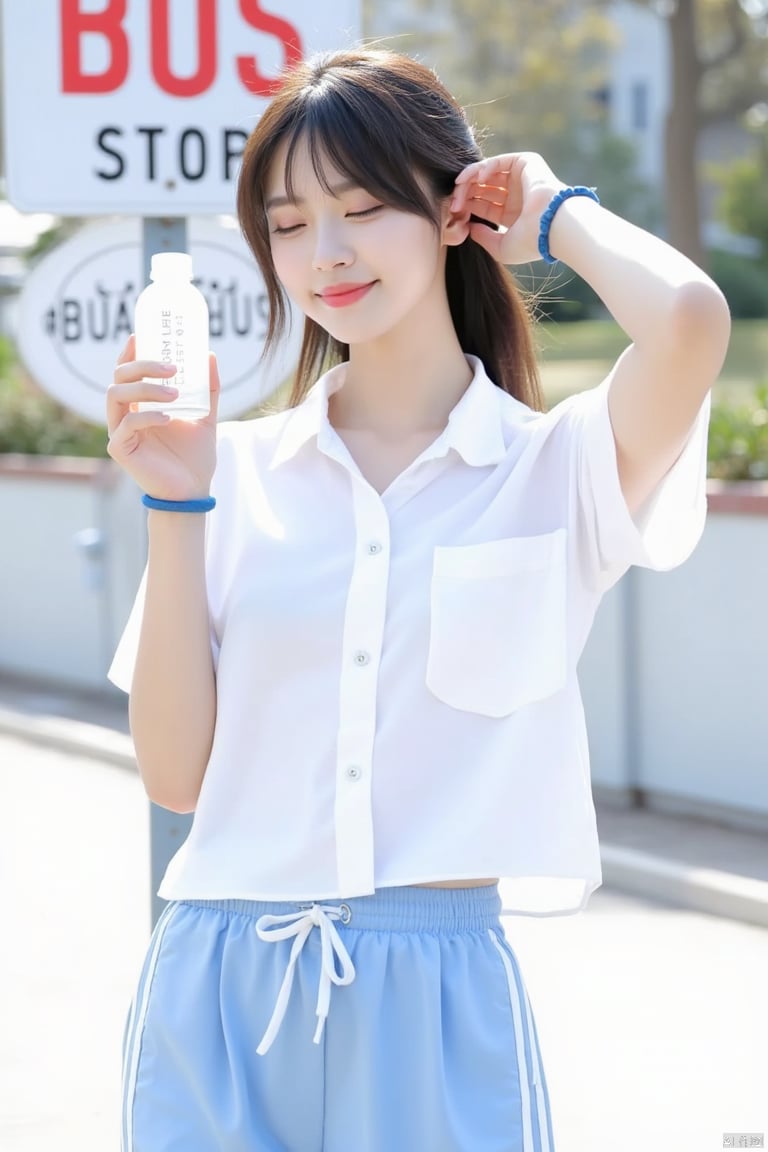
[451,152,565,265]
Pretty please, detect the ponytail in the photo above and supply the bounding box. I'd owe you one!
[446,243,543,411]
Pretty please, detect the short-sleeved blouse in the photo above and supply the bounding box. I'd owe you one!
[110,355,710,915]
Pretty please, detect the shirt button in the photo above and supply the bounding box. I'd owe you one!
[346,766,362,781]
[353,650,370,666]
[367,541,383,555]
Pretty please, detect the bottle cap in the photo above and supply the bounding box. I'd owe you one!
[150,252,193,281]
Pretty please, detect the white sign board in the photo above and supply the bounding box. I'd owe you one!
[1,1,361,215]
[16,218,303,424]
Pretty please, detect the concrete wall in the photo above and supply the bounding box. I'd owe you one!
[0,456,127,686]
[578,485,768,826]
[1,457,767,825]
[634,501,768,824]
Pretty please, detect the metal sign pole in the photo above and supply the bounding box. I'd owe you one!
[143,216,194,929]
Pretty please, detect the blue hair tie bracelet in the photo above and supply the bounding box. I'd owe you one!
[142,494,216,513]
[538,186,600,264]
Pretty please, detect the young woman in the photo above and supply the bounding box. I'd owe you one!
[107,48,730,1152]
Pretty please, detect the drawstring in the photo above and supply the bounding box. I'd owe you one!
[254,903,356,1055]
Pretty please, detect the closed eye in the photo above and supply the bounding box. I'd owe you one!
[347,205,384,219]
[271,205,384,234]
[271,222,304,236]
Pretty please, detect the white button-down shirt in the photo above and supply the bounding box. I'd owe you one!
[110,356,709,915]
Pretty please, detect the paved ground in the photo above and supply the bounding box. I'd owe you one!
[2,736,148,1152]
[2,731,766,1152]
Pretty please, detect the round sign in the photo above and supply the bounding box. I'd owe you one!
[15,217,303,424]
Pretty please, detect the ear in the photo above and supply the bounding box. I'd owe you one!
[441,199,471,247]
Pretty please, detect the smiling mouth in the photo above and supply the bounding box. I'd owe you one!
[318,282,377,308]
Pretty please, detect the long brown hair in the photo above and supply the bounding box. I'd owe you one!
[236,48,543,411]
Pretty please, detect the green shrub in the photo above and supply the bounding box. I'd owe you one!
[0,335,19,380]
[707,249,768,320]
[708,384,768,481]
[714,147,768,260]
[0,369,107,457]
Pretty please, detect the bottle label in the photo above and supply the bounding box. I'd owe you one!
[161,309,173,363]
[160,307,187,393]
[136,283,208,419]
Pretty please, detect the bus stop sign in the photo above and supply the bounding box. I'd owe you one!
[1,0,361,216]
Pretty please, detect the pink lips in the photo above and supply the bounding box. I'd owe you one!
[318,281,376,308]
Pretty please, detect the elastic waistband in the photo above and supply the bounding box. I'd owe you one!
[179,883,502,933]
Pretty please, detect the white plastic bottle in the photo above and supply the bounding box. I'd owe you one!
[135,252,210,420]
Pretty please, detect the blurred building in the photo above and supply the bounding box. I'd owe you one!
[603,0,667,187]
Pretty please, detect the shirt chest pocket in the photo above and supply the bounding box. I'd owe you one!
[426,531,567,718]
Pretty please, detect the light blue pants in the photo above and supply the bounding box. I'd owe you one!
[121,884,555,1151]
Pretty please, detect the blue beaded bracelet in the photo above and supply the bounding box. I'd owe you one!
[142,493,216,513]
[538,185,600,264]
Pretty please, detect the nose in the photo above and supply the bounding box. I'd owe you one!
[312,219,354,272]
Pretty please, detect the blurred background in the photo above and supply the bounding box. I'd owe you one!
[1,6,767,1151]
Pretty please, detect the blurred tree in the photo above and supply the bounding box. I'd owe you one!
[629,0,768,266]
[364,0,617,175]
[586,131,663,230]
[23,218,84,266]
[714,116,768,256]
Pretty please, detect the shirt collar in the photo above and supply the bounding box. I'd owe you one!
[268,355,520,471]
[268,362,346,470]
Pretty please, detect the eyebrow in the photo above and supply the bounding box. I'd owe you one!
[265,180,362,210]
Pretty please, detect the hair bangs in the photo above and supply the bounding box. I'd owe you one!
[280,85,438,226]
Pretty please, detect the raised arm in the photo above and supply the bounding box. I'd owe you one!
[452,153,731,513]
[107,337,219,812]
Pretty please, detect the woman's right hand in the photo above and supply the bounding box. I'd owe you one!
[106,334,220,499]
